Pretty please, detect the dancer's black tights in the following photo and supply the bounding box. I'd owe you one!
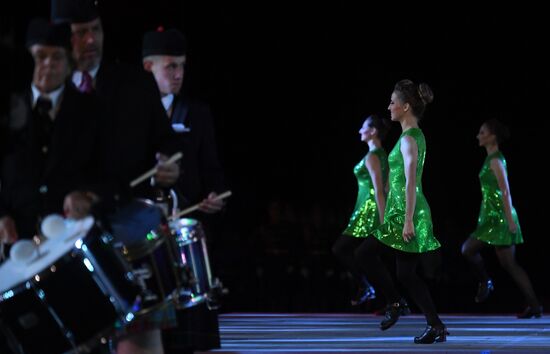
[332,235,371,287]
[355,236,442,327]
[461,237,539,307]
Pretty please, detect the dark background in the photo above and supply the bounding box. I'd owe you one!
[2,3,548,314]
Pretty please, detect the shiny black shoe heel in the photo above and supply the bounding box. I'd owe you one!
[380,298,410,331]
[517,306,543,319]
[351,285,376,306]
[414,325,449,344]
[475,279,494,303]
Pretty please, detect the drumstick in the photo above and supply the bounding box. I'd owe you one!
[169,191,232,220]
[129,152,183,188]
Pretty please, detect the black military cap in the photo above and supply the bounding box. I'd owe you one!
[142,28,187,58]
[51,0,99,24]
[26,18,71,48]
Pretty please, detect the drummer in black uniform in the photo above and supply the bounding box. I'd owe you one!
[50,0,181,353]
[0,18,101,249]
[142,26,226,354]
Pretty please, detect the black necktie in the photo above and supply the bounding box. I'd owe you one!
[35,96,52,116]
[33,96,54,152]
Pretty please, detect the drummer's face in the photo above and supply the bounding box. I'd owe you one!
[71,18,104,71]
[29,45,71,93]
[147,55,186,96]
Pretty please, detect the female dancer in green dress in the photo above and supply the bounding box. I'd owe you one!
[461,119,542,318]
[332,114,390,306]
[356,80,447,344]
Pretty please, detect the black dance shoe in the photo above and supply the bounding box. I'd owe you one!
[380,298,410,330]
[414,325,449,344]
[351,285,376,306]
[474,279,494,303]
[517,306,543,319]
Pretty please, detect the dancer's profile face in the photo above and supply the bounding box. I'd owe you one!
[477,124,496,147]
[359,118,375,142]
[388,92,405,121]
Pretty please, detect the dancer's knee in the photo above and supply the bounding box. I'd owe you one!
[461,241,474,258]
[498,255,517,272]
[396,267,415,287]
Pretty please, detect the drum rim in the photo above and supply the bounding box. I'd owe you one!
[0,230,95,301]
[117,230,168,261]
[169,217,199,228]
[169,218,204,244]
[0,276,30,302]
[175,235,202,246]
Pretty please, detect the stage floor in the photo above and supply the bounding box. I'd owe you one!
[199,313,550,353]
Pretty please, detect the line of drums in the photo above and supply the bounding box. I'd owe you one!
[0,199,222,354]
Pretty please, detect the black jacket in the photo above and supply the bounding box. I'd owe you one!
[93,61,179,205]
[170,96,225,208]
[0,83,101,238]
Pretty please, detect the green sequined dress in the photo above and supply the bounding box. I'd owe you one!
[374,128,440,253]
[471,151,523,245]
[343,148,388,238]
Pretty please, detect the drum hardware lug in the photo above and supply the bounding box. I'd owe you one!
[100,232,114,243]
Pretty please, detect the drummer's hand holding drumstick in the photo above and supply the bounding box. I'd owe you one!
[63,191,99,219]
[199,191,225,214]
[153,152,180,187]
[0,216,18,244]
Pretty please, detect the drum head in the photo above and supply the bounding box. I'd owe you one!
[169,218,201,244]
[109,200,166,249]
[0,216,95,295]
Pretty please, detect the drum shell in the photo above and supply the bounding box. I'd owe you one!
[0,224,140,354]
[117,229,180,309]
[110,200,183,310]
[170,218,214,305]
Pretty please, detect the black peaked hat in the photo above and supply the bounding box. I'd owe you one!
[142,27,187,58]
[26,18,71,48]
[51,0,99,24]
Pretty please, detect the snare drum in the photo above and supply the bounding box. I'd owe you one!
[109,200,184,311]
[0,217,140,354]
[169,218,215,309]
